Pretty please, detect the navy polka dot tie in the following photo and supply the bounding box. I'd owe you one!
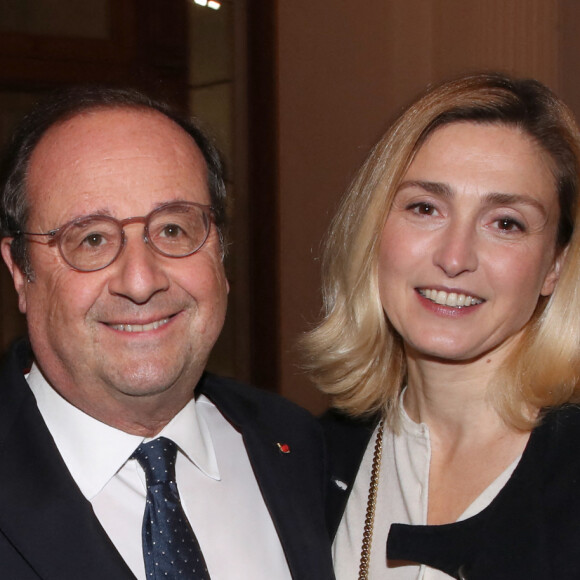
[132,437,211,579]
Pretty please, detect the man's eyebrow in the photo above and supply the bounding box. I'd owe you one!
[63,208,111,222]
[68,200,188,221]
[92,208,112,216]
[397,180,549,216]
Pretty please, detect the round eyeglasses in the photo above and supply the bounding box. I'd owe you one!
[16,201,214,272]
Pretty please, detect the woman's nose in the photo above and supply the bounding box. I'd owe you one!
[432,221,478,278]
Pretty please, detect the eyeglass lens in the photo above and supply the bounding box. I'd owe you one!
[58,204,211,271]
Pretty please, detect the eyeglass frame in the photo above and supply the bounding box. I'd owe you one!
[13,201,215,272]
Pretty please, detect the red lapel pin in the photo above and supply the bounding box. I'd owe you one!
[277,442,291,454]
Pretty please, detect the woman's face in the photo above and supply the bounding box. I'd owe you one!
[378,122,563,362]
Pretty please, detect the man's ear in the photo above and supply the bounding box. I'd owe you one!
[540,246,568,297]
[1,238,28,314]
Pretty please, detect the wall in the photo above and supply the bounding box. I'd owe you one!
[276,0,580,413]
[187,1,253,381]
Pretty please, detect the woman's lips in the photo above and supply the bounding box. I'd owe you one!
[418,288,484,308]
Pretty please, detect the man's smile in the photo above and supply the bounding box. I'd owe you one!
[106,316,172,333]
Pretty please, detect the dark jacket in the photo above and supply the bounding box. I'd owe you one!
[323,405,580,579]
[0,340,334,579]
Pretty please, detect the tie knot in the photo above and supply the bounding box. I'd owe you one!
[132,437,178,485]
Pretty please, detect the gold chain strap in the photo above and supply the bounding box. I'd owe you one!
[358,418,385,580]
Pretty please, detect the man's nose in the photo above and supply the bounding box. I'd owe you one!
[432,221,478,278]
[107,228,170,304]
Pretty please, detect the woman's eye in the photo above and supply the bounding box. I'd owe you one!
[409,202,437,216]
[495,217,526,232]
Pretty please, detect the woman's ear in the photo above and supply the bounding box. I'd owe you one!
[540,245,568,297]
[1,238,28,314]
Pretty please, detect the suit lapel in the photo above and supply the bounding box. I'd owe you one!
[320,410,377,539]
[0,343,135,580]
[198,373,334,580]
[239,426,333,579]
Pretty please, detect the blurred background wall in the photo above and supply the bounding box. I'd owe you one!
[1,0,579,414]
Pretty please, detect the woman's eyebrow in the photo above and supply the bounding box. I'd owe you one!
[482,192,548,217]
[398,181,549,217]
[397,180,453,198]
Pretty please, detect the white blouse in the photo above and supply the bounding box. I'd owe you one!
[333,401,519,579]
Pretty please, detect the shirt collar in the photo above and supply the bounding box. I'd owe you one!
[26,363,220,500]
[155,394,220,481]
[399,386,430,438]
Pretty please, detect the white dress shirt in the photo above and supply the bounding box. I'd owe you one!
[27,364,291,580]
[333,397,520,580]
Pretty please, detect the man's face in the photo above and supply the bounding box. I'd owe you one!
[1,108,228,430]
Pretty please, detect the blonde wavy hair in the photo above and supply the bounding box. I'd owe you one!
[303,72,580,430]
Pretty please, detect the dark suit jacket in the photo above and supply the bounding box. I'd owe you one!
[0,341,334,579]
[323,406,580,579]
